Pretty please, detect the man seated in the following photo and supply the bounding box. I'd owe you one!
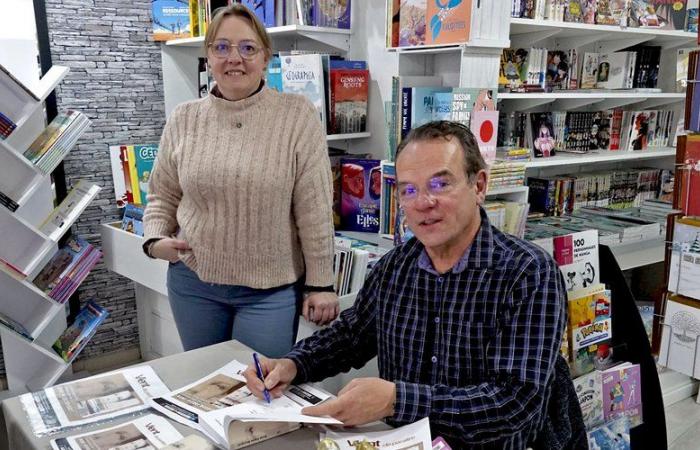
[244,121,568,449]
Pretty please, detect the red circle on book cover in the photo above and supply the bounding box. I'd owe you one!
[480,120,494,143]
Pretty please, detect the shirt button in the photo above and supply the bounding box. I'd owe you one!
[437,277,443,283]
[431,356,438,363]
[236,122,242,128]
[434,317,440,324]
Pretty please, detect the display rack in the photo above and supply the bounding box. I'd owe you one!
[0,63,98,393]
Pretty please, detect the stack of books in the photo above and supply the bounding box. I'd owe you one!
[23,110,91,174]
[32,236,102,304]
[488,160,526,190]
[0,111,16,140]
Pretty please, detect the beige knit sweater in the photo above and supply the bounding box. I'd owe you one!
[143,87,335,289]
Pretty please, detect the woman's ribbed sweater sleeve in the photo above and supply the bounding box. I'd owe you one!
[143,107,183,240]
[292,100,335,288]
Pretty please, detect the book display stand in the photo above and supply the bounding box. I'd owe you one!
[0,63,99,393]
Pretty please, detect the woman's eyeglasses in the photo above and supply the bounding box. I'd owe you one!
[207,39,262,60]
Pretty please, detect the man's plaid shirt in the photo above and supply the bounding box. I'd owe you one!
[288,209,567,449]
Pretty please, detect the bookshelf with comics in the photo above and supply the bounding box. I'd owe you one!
[0,60,107,393]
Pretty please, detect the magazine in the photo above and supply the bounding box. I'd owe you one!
[33,237,93,293]
[163,435,215,450]
[39,180,101,241]
[320,417,432,449]
[52,300,109,362]
[21,365,170,436]
[51,414,183,450]
[121,203,145,236]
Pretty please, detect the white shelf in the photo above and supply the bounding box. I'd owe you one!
[525,147,676,169]
[608,235,665,271]
[510,18,696,51]
[166,25,352,52]
[327,132,370,141]
[386,39,511,54]
[499,92,685,100]
[1,327,69,392]
[499,91,684,111]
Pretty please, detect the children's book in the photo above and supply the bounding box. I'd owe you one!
[601,363,642,426]
[121,203,145,236]
[340,159,381,233]
[398,0,427,47]
[573,370,604,429]
[587,417,631,450]
[133,144,158,205]
[33,237,92,293]
[52,300,109,362]
[280,54,327,132]
[568,284,612,351]
[152,0,191,41]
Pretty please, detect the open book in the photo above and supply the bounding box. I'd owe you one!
[150,360,340,449]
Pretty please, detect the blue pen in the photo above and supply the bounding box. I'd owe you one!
[252,352,271,404]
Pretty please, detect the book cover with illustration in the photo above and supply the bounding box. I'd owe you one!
[133,144,159,206]
[553,229,599,292]
[152,0,191,41]
[565,0,586,22]
[425,0,471,45]
[546,51,571,90]
[121,204,145,236]
[432,92,453,121]
[596,0,631,25]
[312,0,352,28]
[398,0,427,47]
[280,54,327,132]
[659,294,700,378]
[651,0,689,30]
[530,112,556,158]
[601,363,642,426]
[471,110,498,165]
[265,56,283,92]
[53,301,109,362]
[568,284,612,351]
[340,159,381,233]
[33,237,92,293]
[329,67,369,134]
[573,370,604,429]
[410,86,452,130]
[587,417,631,450]
[242,0,275,27]
[629,0,663,26]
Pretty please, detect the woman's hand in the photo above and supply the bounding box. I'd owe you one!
[303,292,340,326]
[150,238,191,263]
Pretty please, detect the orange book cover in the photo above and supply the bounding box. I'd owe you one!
[426,0,472,45]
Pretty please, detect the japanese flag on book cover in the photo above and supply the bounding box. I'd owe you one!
[471,110,498,165]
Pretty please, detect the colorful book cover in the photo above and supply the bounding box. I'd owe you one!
[426,0,471,45]
[33,237,92,293]
[546,51,571,90]
[587,417,631,450]
[627,111,652,150]
[152,0,191,41]
[553,229,599,292]
[280,54,327,132]
[572,339,615,377]
[133,144,159,206]
[242,0,276,27]
[410,86,452,129]
[52,300,109,362]
[596,0,631,25]
[432,92,453,121]
[601,364,642,426]
[573,370,604,429]
[687,3,699,31]
[530,112,556,158]
[312,0,352,28]
[109,145,129,208]
[652,0,689,30]
[568,285,612,351]
[471,110,498,165]
[565,0,586,22]
[126,146,142,205]
[121,203,145,236]
[340,159,381,233]
[23,111,75,163]
[398,0,427,47]
[329,68,369,134]
[629,0,663,26]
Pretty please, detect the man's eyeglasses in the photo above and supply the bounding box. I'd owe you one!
[398,176,462,205]
[207,39,262,60]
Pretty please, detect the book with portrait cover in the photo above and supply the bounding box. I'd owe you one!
[530,112,556,158]
[53,300,109,362]
[340,159,381,233]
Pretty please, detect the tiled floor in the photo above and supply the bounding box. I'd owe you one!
[667,396,700,449]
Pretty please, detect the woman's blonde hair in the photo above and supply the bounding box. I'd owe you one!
[204,4,273,59]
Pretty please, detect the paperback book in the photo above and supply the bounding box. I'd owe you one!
[152,0,191,41]
[601,363,642,426]
[122,203,145,236]
[52,300,109,362]
[340,158,381,233]
[21,366,169,436]
[51,414,183,450]
[280,54,327,132]
[659,294,700,378]
[39,180,101,241]
[573,370,604,429]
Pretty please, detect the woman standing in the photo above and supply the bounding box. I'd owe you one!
[143,4,338,357]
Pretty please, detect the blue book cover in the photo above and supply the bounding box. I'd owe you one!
[329,60,367,70]
[340,159,381,233]
[266,56,283,92]
[432,92,454,121]
[122,203,145,236]
[152,0,191,41]
[242,0,276,27]
[410,87,452,129]
[312,0,351,28]
[133,144,159,205]
[52,300,109,362]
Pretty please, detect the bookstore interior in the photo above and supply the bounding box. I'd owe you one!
[4,0,700,448]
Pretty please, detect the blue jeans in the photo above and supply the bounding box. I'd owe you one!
[166,261,301,357]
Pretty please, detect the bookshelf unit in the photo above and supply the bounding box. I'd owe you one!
[0,63,99,393]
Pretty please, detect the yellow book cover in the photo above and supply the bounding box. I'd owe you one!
[126,146,142,205]
[568,284,612,351]
[190,0,200,38]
